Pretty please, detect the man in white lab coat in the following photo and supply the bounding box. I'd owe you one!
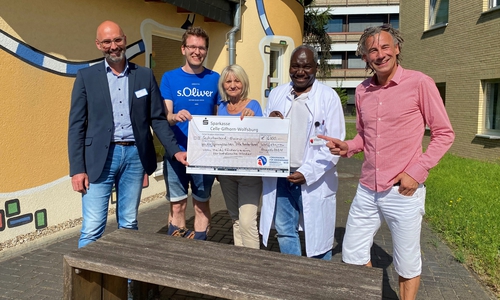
[259,45,345,259]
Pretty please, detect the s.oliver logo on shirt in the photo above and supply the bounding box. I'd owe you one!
[177,87,214,98]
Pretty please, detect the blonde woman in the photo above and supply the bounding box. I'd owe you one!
[217,65,263,249]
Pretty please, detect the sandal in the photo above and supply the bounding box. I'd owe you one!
[187,225,210,240]
[167,223,192,238]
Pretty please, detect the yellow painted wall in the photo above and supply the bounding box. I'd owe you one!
[0,0,193,192]
[233,0,304,106]
[1,0,183,60]
[0,0,304,243]
[265,0,304,42]
[0,53,74,191]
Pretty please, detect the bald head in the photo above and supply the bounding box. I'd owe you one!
[289,46,317,94]
[95,21,127,66]
[96,20,124,40]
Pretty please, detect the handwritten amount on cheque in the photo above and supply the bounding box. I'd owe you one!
[200,141,286,153]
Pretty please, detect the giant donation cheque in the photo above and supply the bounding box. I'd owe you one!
[186,116,290,177]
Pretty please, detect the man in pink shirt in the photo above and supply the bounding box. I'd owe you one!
[320,24,454,300]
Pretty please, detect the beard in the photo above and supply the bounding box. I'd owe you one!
[104,47,125,63]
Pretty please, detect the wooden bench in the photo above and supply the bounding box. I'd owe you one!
[63,229,382,299]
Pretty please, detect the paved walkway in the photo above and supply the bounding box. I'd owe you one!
[0,158,495,299]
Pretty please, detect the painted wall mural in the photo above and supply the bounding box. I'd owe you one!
[0,28,146,77]
[0,199,47,231]
[0,0,304,244]
[257,0,274,36]
[0,29,147,236]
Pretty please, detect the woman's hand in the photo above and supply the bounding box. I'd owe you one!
[240,108,255,120]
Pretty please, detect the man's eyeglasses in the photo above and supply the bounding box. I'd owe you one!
[98,36,125,48]
[184,45,207,52]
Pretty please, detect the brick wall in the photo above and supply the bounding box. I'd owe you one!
[400,0,500,162]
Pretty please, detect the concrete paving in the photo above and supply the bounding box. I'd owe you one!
[0,158,496,299]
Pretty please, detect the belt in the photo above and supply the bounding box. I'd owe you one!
[112,141,135,146]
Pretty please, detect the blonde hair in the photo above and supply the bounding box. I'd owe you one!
[218,64,250,102]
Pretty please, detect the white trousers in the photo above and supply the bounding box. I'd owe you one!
[342,183,426,279]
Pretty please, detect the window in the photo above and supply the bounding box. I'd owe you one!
[326,52,364,69]
[325,16,344,33]
[435,82,446,105]
[261,36,293,103]
[343,14,399,32]
[389,14,399,29]
[347,89,356,105]
[348,15,387,32]
[268,46,284,90]
[347,52,364,69]
[429,0,449,27]
[484,81,500,135]
[490,0,499,8]
[327,54,343,69]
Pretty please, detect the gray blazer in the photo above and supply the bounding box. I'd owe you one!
[68,61,180,182]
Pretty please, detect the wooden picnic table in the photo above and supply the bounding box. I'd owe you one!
[63,229,382,299]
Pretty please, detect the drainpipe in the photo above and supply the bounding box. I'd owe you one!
[227,0,243,65]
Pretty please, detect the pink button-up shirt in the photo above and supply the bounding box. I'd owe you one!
[346,65,454,192]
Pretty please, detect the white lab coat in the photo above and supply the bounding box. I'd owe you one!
[259,80,346,257]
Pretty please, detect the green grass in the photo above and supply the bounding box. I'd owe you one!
[344,115,356,122]
[345,121,357,140]
[344,122,500,296]
[345,122,364,160]
[425,153,500,295]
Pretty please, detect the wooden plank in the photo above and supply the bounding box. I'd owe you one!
[78,269,102,300]
[63,259,103,300]
[63,257,73,300]
[132,282,159,299]
[64,230,382,300]
[102,274,127,300]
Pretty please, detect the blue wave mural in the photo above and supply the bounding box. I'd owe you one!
[0,29,145,77]
[256,0,274,36]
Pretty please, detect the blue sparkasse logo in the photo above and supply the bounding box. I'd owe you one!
[257,156,267,166]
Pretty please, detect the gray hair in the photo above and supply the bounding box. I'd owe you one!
[291,45,319,65]
[356,24,404,72]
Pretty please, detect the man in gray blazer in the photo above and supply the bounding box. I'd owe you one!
[68,20,187,248]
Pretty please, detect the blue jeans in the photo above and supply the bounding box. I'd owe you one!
[274,177,303,256]
[78,144,144,248]
[274,177,332,260]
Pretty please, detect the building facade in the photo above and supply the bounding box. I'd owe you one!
[0,0,305,243]
[400,0,500,162]
[310,0,400,113]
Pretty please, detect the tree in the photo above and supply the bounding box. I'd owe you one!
[334,86,348,111]
[302,1,332,78]
[301,1,348,112]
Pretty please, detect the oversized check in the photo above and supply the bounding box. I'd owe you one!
[186,116,290,177]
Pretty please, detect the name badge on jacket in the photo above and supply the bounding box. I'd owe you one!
[135,88,148,98]
[310,120,325,146]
